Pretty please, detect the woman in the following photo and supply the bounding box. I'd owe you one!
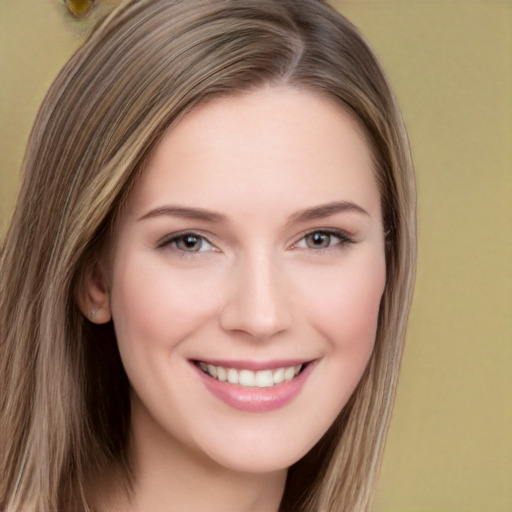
[0,0,416,510]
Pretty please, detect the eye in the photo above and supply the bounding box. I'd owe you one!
[161,232,214,253]
[295,230,352,250]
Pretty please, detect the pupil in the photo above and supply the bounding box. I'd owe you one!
[182,235,200,250]
[309,232,329,248]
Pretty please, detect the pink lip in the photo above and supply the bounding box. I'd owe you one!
[192,358,307,371]
[193,360,317,413]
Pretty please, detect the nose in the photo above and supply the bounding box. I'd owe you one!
[219,253,292,340]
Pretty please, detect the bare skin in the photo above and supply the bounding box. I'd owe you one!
[82,86,385,512]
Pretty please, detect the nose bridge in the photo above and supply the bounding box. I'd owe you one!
[220,247,292,340]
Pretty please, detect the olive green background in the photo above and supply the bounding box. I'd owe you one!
[1,1,511,510]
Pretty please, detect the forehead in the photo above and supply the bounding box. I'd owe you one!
[126,86,379,220]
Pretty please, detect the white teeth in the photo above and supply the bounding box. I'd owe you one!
[198,362,303,388]
[239,370,256,387]
[273,368,285,384]
[217,366,227,382]
[255,370,274,388]
[227,368,239,384]
[207,364,217,379]
[284,367,295,382]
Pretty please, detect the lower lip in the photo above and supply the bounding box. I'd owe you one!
[194,362,316,413]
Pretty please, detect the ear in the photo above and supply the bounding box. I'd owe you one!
[77,259,112,324]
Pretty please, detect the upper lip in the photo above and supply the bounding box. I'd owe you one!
[191,358,314,371]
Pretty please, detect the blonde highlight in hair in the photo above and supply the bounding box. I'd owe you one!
[0,1,416,510]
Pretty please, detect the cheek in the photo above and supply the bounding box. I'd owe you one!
[301,254,386,358]
[302,255,386,423]
[109,260,223,355]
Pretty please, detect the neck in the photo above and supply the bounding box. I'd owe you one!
[96,396,287,512]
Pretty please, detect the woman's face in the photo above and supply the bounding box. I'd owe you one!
[99,87,386,474]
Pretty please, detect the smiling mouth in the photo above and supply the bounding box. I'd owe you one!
[195,361,305,388]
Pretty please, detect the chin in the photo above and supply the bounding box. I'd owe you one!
[191,420,327,476]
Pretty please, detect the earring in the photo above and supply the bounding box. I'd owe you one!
[88,309,97,320]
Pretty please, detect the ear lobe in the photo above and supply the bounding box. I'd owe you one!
[78,260,112,324]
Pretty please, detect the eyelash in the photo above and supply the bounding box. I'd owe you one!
[292,229,354,251]
[157,228,354,256]
[157,231,216,255]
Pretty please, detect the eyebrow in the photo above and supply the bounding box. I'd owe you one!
[138,206,226,223]
[288,201,370,223]
[138,200,369,224]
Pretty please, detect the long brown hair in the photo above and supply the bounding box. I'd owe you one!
[0,1,416,510]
